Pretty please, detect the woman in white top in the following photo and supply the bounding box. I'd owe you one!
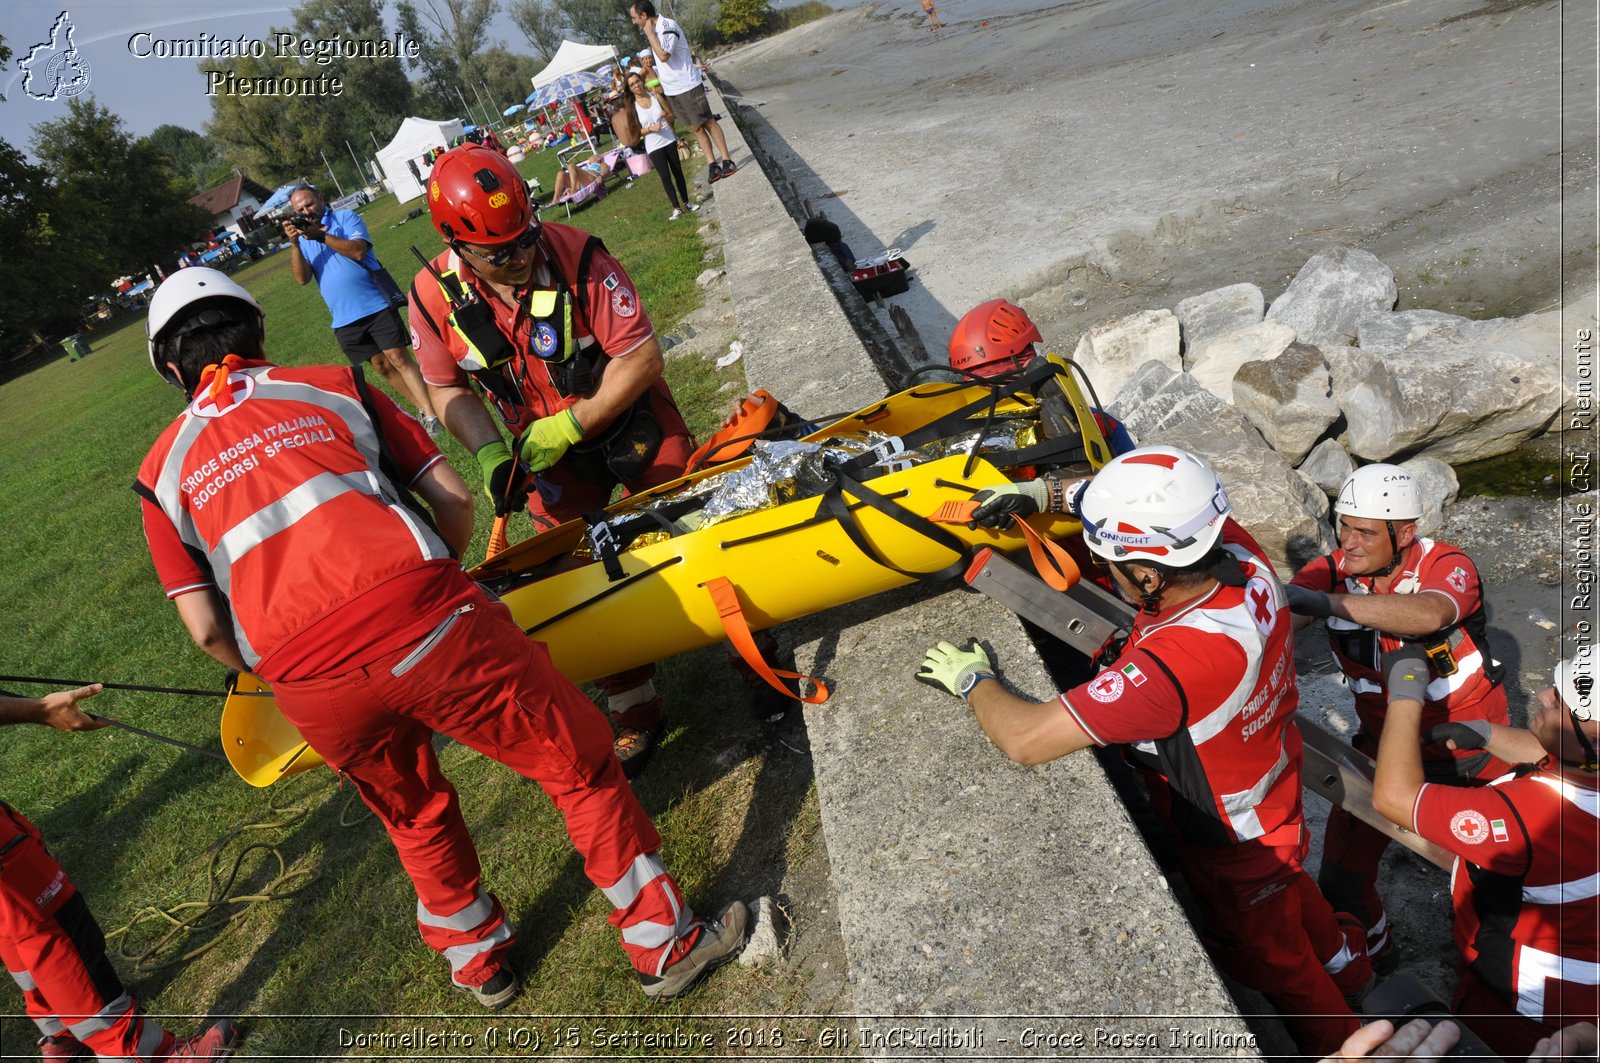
[629,71,697,220]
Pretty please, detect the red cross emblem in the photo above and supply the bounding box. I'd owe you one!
[1250,587,1272,624]
[611,286,637,318]
[1450,810,1489,845]
[190,374,253,418]
[1086,670,1125,703]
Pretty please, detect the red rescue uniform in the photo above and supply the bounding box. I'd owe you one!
[135,360,703,989]
[408,222,694,528]
[1412,761,1600,1057]
[0,802,176,1058]
[1292,537,1511,951]
[1064,522,1367,1057]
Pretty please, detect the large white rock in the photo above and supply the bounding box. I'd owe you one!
[1108,363,1334,573]
[1328,335,1563,464]
[1399,455,1459,538]
[1177,283,1264,360]
[1231,340,1342,466]
[1070,308,1181,404]
[1266,245,1398,348]
[1355,309,1513,354]
[1298,439,1355,498]
[1187,320,1298,405]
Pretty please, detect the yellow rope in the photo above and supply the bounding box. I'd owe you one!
[105,779,370,972]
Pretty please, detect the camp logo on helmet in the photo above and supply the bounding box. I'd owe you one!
[488,192,509,208]
[431,181,441,200]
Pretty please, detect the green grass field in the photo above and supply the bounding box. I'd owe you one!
[0,149,831,1055]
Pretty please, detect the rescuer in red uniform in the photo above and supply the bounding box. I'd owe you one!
[134,268,747,1009]
[0,683,241,1060]
[921,447,1372,1057]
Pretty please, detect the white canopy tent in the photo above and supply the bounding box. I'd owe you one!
[375,116,466,204]
[531,40,618,89]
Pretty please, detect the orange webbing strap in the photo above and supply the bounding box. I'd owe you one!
[485,515,509,561]
[928,499,1080,592]
[1012,516,1081,592]
[704,576,830,704]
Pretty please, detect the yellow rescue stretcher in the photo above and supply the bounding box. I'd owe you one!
[218,358,1112,786]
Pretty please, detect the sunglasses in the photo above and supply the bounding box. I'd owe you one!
[457,225,539,269]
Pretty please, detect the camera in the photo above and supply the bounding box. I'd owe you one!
[285,210,321,231]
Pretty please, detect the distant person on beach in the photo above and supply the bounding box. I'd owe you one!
[922,0,943,32]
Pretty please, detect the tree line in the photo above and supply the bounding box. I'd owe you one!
[0,0,801,357]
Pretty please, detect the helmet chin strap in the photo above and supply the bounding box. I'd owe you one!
[1376,520,1403,576]
[1567,711,1600,773]
[1116,560,1165,615]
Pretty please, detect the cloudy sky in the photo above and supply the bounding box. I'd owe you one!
[0,0,532,159]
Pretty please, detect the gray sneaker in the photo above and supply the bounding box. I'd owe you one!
[421,414,444,438]
[457,966,520,1010]
[639,901,749,1000]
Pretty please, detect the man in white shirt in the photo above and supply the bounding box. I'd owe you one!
[629,0,738,181]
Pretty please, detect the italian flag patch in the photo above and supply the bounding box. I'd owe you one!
[1121,662,1148,686]
[1490,818,1509,843]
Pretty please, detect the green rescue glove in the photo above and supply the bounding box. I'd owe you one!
[476,439,529,517]
[916,639,995,700]
[968,479,1049,529]
[519,408,585,473]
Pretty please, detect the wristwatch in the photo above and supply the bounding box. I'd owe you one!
[959,671,994,699]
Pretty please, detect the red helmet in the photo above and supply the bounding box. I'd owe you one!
[427,144,532,244]
[949,298,1043,377]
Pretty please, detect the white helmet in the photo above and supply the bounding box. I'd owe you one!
[1334,464,1422,522]
[1556,650,1595,722]
[146,268,263,387]
[1078,445,1231,568]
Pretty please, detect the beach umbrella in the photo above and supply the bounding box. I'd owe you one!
[525,70,609,153]
[524,69,608,109]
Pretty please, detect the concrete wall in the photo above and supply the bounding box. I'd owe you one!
[704,78,1262,1056]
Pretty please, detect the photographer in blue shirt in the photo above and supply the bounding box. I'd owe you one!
[283,184,442,435]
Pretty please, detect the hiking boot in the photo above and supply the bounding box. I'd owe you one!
[1362,914,1400,975]
[708,161,726,182]
[614,719,664,779]
[161,1020,242,1060]
[37,1033,92,1060]
[456,966,520,1010]
[639,901,749,1001]
[718,159,737,179]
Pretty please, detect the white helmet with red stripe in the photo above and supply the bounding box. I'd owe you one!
[1079,445,1231,568]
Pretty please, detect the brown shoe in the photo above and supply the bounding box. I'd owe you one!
[614,719,664,779]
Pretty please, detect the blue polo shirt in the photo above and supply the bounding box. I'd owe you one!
[296,208,389,327]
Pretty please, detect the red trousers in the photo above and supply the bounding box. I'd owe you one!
[1182,833,1366,1058]
[271,591,699,987]
[1452,967,1561,1061]
[0,804,172,1058]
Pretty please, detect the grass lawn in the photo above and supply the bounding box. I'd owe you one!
[0,150,832,1055]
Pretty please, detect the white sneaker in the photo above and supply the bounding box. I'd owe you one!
[669,208,683,221]
[686,201,700,213]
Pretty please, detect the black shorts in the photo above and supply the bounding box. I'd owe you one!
[333,307,408,364]
[667,84,714,128]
